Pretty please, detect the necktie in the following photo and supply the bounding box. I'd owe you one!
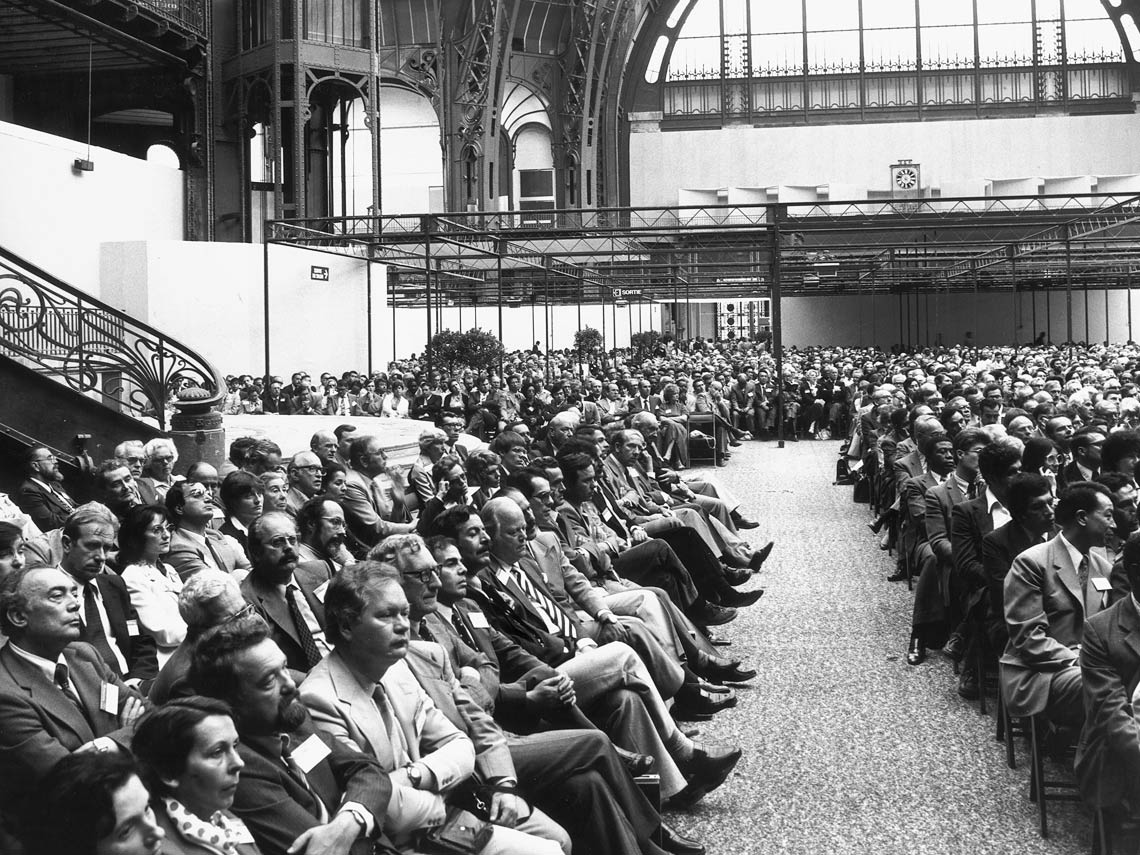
[54,662,87,719]
[508,565,578,641]
[285,586,324,669]
[280,735,330,823]
[418,622,435,643]
[373,684,410,767]
[967,480,979,500]
[451,610,478,649]
[82,583,124,677]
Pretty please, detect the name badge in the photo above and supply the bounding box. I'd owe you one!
[1091,576,1112,592]
[125,619,140,637]
[100,682,119,714]
[313,580,330,603]
[495,567,511,585]
[467,611,489,629]
[290,734,332,773]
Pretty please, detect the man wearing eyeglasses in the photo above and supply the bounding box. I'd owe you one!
[241,511,332,674]
[286,452,325,515]
[165,482,252,582]
[16,446,77,532]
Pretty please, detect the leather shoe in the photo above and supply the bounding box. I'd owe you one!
[730,511,759,529]
[699,655,757,684]
[886,569,908,582]
[721,566,752,586]
[958,671,980,700]
[613,746,655,776]
[659,824,705,855]
[674,684,738,718]
[906,636,926,666]
[718,587,763,608]
[668,744,743,808]
[749,542,774,572]
[690,601,737,627]
[942,632,966,662]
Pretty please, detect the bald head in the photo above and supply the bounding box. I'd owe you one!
[311,430,338,461]
[482,497,527,563]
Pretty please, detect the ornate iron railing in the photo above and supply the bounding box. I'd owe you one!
[137,0,207,36]
[0,246,223,431]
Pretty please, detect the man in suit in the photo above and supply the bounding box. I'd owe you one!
[425,508,742,810]
[165,481,252,581]
[354,547,705,855]
[92,460,142,523]
[1074,536,1140,836]
[16,446,77,532]
[241,511,332,674]
[902,433,954,663]
[952,439,1024,699]
[57,505,158,686]
[892,415,943,495]
[408,428,450,510]
[285,451,324,515]
[300,566,568,855]
[189,615,393,855]
[918,428,990,663]
[297,497,356,574]
[1001,482,1117,727]
[1060,426,1106,491]
[0,565,146,825]
[342,436,415,547]
[981,473,1055,653]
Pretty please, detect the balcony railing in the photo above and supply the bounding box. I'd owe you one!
[137,0,206,36]
[0,245,222,431]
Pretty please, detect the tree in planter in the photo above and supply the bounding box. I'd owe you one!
[429,328,504,373]
[574,327,603,366]
[630,330,661,358]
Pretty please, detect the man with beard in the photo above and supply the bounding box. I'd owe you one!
[426,506,742,809]
[16,446,77,532]
[240,512,331,673]
[297,497,355,573]
[190,615,394,855]
[300,562,567,855]
[92,460,142,523]
[286,452,325,515]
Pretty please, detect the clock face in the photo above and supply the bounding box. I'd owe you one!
[893,166,919,190]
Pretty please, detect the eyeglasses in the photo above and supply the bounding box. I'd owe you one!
[267,535,299,549]
[320,517,346,530]
[32,454,56,463]
[293,465,323,473]
[222,602,257,626]
[402,566,438,583]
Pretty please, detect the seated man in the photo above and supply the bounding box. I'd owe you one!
[300,564,567,855]
[92,460,142,523]
[241,512,332,673]
[1000,482,1117,728]
[166,481,251,580]
[0,565,146,828]
[286,451,325,515]
[342,436,415,547]
[16,446,77,532]
[190,616,393,855]
[1075,536,1140,842]
[297,496,356,572]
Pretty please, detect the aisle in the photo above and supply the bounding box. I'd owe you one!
[667,440,1088,855]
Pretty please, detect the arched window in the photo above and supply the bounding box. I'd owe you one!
[661,0,1130,122]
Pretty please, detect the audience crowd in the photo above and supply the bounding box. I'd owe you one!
[836,338,1140,849]
[0,338,800,855]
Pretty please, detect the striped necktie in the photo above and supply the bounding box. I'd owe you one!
[285,586,323,669]
[506,563,578,641]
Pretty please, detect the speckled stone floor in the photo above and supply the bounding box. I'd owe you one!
[663,439,1089,855]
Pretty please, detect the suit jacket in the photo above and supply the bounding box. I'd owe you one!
[555,500,620,578]
[15,478,74,532]
[342,468,407,547]
[1075,595,1140,809]
[925,477,968,567]
[0,642,141,810]
[951,494,998,599]
[166,527,251,581]
[86,571,159,683]
[900,471,940,567]
[1060,460,1095,492]
[404,639,516,785]
[231,716,390,855]
[476,556,576,665]
[301,652,475,839]
[892,450,924,494]
[1000,536,1113,717]
[982,522,1045,631]
[521,532,607,620]
[240,571,329,673]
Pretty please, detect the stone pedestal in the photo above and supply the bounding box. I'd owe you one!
[169,388,225,470]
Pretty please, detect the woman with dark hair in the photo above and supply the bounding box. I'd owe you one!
[119,504,184,666]
[1022,436,1060,494]
[320,460,349,501]
[218,471,264,556]
[22,751,164,855]
[465,449,502,510]
[132,697,260,854]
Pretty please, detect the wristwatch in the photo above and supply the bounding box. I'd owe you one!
[406,763,423,788]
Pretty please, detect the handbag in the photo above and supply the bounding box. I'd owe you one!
[418,807,494,855]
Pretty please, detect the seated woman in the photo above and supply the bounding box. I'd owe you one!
[21,751,165,855]
[258,471,289,514]
[0,519,26,581]
[132,696,261,854]
[118,504,185,667]
[655,382,691,469]
[381,380,410,418]
[218,472,264,559]
[1022,436,1060,495]
[465,449,502,510]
